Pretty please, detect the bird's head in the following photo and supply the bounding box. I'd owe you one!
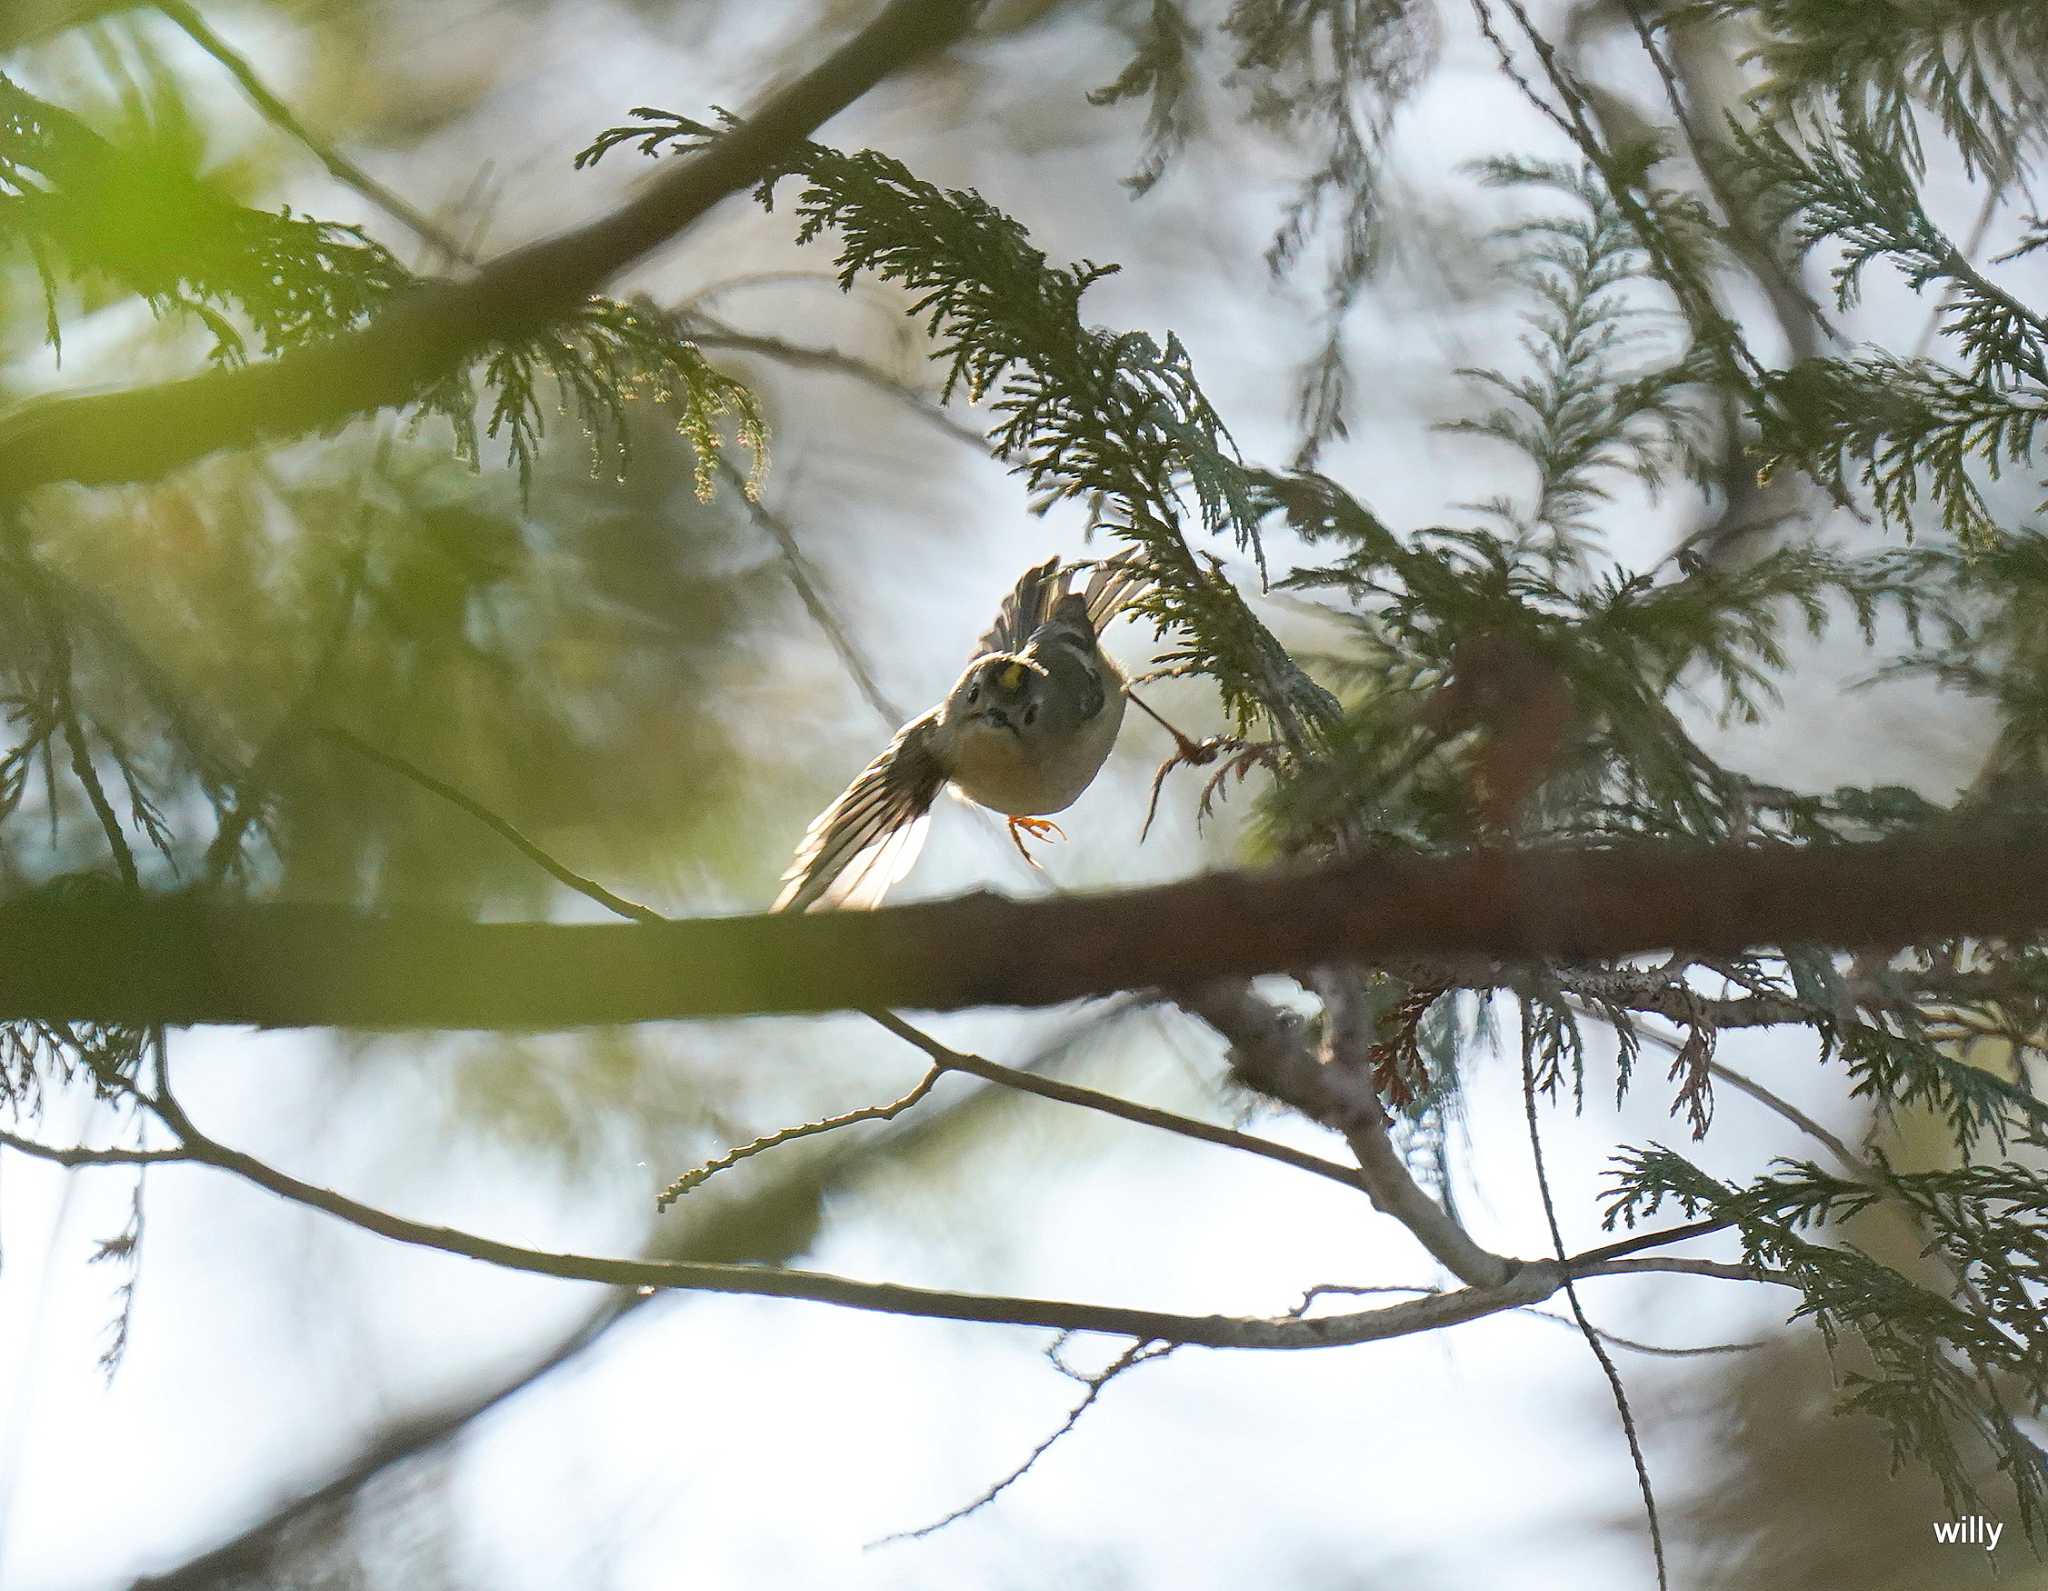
[948,654,1051,742]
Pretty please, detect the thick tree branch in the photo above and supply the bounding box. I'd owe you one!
[9,820,2048,1026]
[0,0,980,491]
[326,728,1366,1191]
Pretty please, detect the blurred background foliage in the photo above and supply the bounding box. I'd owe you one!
[2,2,2046,1588]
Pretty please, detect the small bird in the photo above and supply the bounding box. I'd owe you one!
[774,552,1147,912]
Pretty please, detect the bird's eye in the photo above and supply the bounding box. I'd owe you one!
[1023,703,1038,726]
[967,682,981,705]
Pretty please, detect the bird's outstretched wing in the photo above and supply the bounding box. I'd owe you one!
[774,710,947,913]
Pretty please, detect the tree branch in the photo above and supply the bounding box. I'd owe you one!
[724,455,910,727]
[0,0,981,491]
[1304,969,1516,1285]
[0,1126,184,1167]
[14,1086,1774,1369]
[153,1104,1541,1345]
[323,727,1367,1192]
[125,1007,1140,1590]
[868,1007,1370,1194]
[69,1100,1782,1347]
[657,1064,943,1206]
[5,820,2046,1026]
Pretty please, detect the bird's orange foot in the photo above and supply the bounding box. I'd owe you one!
[1006,814,1068,866]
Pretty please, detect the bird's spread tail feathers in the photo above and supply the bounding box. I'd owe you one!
[1082,548,1149,633]
[973,549,1149,661]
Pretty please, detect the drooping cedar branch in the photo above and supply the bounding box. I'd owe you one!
[8,818,2048,1027]
[0,0,978,491]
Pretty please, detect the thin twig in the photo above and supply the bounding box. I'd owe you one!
[122,1010,1140,1591]
[657,1064,942,1207]
[1517,1306,1764,1358]
[56,693,136,890]
[871,1338,1177,1546]
[1293,1281,1442,1309]
[0,1126,184,1167]
[865,1008,1370,1193]
[723,454,908,726]
[154,0,476,265]
[322,724,665,925]
[1477,0,1779,404]
[1576,1255,1784,1284]
[1467,0,1575,141]
[1705,1056,1863,1172]
[1612,0,1839,342]
[1569,1216,1731,1266]
[1522,1002,1668,1591]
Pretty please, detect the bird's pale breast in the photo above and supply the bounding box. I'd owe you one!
[950,689,1126,815]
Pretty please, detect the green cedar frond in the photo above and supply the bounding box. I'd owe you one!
[0,77,761,500]
[1,73,407,362]
[1606,1142,2048,1541]
[1720,108,2048,540]
[1757,355,2046,541]
[1228,0,1437,463]
[698,120,1331,737]
[457,297,765,501]
[572,106,721,171]
[1822,1018,2048,1155]
[1446,158,1717,549]
[1666,0,2048,182]
[1087,0,1204,197]
[1729,116,2048,389]
[1263,453,1930,846]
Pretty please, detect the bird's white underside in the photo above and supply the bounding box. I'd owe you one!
[949,685,1127,815]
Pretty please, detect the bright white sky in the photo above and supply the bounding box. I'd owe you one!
[0,0,2033,1586]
